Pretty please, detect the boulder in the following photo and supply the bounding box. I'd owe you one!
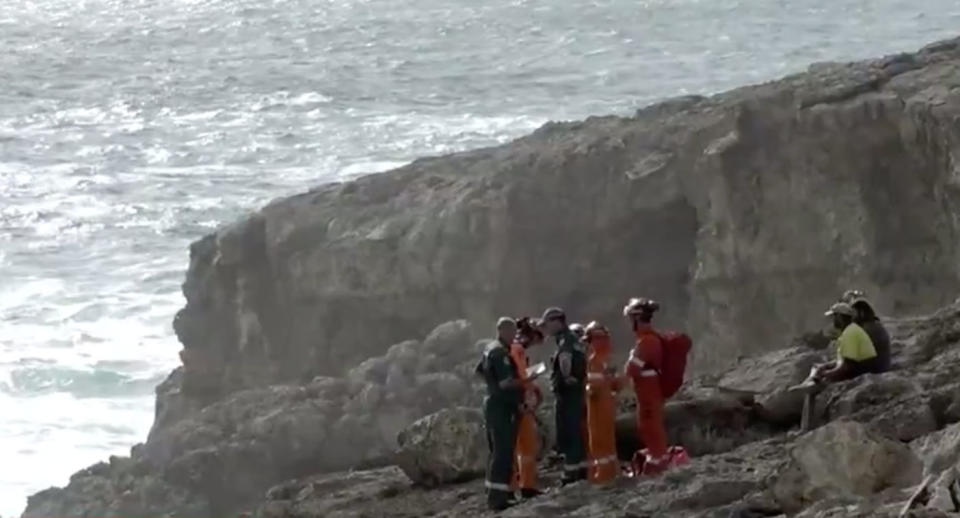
[616,395,774,458]
[912,422,960,476]
[772,421,922,513]
[22,457,210,518]
[710,347,825,425]
[412,372,472,414]
[421,320,474,361]
[923,468,960,513]
[820,374,939,441]
[385,340,421,373]
[395,407,487,487]
[348,356,390,385]
[257,467,410,518]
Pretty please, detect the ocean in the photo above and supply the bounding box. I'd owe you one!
[1,0,958,514]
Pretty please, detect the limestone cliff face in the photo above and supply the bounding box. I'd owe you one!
[172,38,960,407]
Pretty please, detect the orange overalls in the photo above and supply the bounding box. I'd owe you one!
[585,328,621,484]
[509,341,540,492]
[624,324,669,474]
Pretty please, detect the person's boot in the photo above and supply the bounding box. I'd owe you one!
[487,490,514,511]
[520,488,544,499]
[560,471,584,487]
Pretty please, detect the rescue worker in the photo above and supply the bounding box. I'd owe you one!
[509,317,544,499]
[570,323,586,341]
[622,297,670,476]
[568,322,587,449]
[841,290,891,373]
[584,321,621,484]
[816,302,878,382]
[543,307,588,485]
[480,317,522,510]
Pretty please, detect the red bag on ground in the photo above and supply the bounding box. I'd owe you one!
[668,445,690,467]
[656,331,692,399]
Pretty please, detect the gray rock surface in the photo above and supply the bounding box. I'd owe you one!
[21,455,210,518]
[23,321,486,517]
[172,36,960,411]
[694,346,826,425]
[772,420,922,513]
[24,298,960,518]
[395,407,488,487]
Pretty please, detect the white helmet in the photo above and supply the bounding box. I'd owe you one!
[623,297,660,317]
[569,323,585,338]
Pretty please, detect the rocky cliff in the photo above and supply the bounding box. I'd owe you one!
[172,36,960,410]
[21,35,960,518]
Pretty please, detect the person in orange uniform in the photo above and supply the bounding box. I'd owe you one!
[583,321,621,484]
[509,317,544,499]
[622,297,670,476]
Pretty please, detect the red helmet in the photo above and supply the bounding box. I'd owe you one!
[623,297,660,317]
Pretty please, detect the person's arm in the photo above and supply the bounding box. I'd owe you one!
[492,350,521,390]
[558,351,578,385]
[642,334,664,371]
[822,358,854,382]
[509,346,525,378]
[607,365,624,392]
[474,357,486,378]
[624,348,643,379]
[820,328,857,382]
[499,374,521,390]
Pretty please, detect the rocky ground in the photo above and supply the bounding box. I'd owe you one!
[24,297,960,517]
[250,299,960,518]
[20,35,960,517]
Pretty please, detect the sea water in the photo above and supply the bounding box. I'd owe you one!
[2,0,959,514]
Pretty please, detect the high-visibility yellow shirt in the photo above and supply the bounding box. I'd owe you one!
[836,323,877,362]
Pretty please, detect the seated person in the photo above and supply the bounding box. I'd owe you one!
[841,289,891,373]
[816,302,878,383]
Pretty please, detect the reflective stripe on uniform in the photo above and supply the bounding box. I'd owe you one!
[639,369,658,377]
[587,372,605,380]
[591,455,618,466]
[644,454,669,465]
[629,356,645,368]
[484,480,512,491]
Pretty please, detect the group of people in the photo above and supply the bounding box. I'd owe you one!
[814,289,891,383]
[476,297,675,511]
[476,289,894,510]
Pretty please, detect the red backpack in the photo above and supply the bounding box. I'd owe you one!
[656,331,692,399]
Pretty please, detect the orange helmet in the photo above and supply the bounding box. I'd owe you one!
[623,297,660,317]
